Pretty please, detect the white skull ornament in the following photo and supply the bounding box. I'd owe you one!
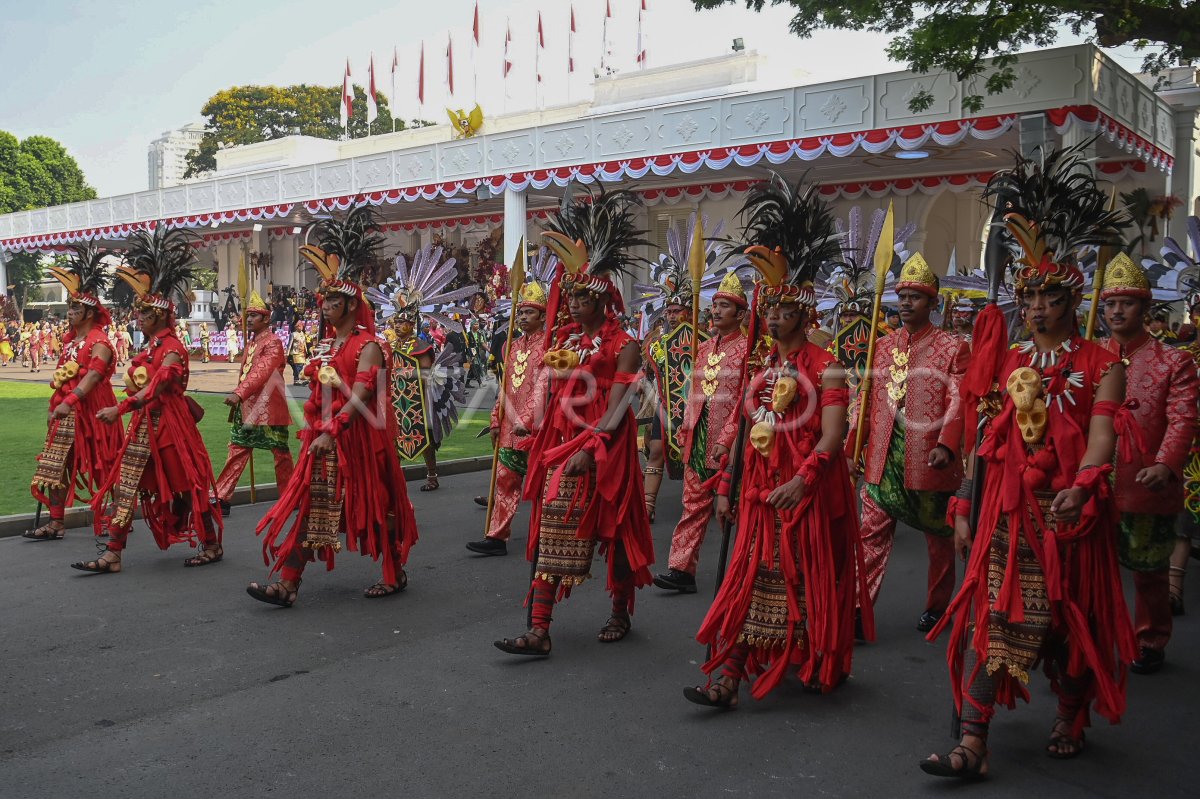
[749,421,775,457]
[771,376,798,414]
[1006,366,1042,412]
[1016,397,1048,444]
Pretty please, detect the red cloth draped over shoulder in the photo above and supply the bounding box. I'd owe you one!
[930,338,1136,731]
[90,329,222,548]
[697,342,872,697]
[522,317,655,598]
[34,326,121,506]
[257,329,417,586]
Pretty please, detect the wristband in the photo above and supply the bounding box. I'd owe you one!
[797,450,831,485]
[117,397,143,415]
[1072,463,1112,496]
[62,393,81,409]
[955,478,974,500]
[716,470,733,498]
[946,496,972,526]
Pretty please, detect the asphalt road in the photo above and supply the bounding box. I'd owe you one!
[0,472,1194,798]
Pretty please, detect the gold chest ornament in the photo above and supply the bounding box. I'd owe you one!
[701,350,727,397]
[239,344,256,381]
[511,349,530,389]
[886,347,909,403]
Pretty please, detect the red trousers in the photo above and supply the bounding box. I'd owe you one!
[214,445,294,503]
[667,466,715,574]
[859,487,955,614]
[1133,569,1172,651]
[485,461,523,542]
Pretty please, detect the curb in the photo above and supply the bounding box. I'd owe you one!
[0,456,493,538]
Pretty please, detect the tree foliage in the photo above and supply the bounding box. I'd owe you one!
[1,131,97,316]
[694,1,1200,112]
[184,84,430,177]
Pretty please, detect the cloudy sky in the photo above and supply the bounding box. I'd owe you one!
[0,0,1144,198]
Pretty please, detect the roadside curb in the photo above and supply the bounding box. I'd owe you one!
[0,455,493,538]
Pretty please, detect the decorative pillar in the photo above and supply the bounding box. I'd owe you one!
[502,185,527,269]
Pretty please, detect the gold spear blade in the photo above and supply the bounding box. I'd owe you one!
[509,236,526,298]
[688,215,706,293]
[873,202,894,294]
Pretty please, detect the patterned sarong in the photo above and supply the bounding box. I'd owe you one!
[229,407,290,452]
[498,446,528,478]
[299,451,342,553]
[31,411,76,494]
[738,516,806,650]
[687,404,712,482]
[1118,512,1176,572]
[109,415,152,530]
[863,418,952,537]
[534,468,597,586]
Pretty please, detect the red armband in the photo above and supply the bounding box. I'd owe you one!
[946,496,972,526]
[62,392,81,408]
[1072,463,1113,496]
[320,412,352,438]
[797,450,831,484]
[820,387,849,408]
[87,356,109,373]
[716,470,734,498]
[613,371,639,385]
[1091,400,1118,418]
[353,366,380,392]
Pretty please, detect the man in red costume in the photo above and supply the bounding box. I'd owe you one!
[847,253,967,632]
[78,227,224,573]
[26,245,122,540]
[212,290,294,516]
[654,273,749,593]
[494,187,655,656]
[467,279,549,556]
[1098,255,1198,675]
[684,175,870,707]
[248,206,418,607]
[922,146,1135,779]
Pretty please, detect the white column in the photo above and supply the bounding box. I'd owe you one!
[502,185,527,267]
[1170,108,1200,240]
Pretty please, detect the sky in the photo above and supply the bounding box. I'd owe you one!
[0,0,1149,199]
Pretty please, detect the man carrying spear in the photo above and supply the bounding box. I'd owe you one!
[466,251,551,557]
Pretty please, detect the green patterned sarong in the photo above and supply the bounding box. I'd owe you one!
[864,417,952,537]
[1118,512,1176,572]
[499,446,528,477]
[687,404,712,481]
[230,407,290,452]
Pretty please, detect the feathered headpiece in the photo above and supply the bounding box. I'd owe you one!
[367,245,477,333]
[736,173,843,310]
[116,224,201,316]
[300,203,385,332]
[49,243,114,326]
[542,185,650,314]
[632,213,751,320]
[820,206,917,316]
[983,142,1128,296]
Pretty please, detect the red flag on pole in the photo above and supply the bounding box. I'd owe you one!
[446,32,454,98]
[418,42,425,109]
[340,59,353,131]
[390,46,399,131]
[472,1,480,47]
[366,53,379,125]
[637,1,648,69]
[504,20,513,79]
[568,4,576,73]
[601,0,613,72]
[536,12,545,84]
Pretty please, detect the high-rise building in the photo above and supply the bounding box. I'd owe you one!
[147,122,206,189]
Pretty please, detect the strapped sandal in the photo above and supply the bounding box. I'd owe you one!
[71,548,122,575]
[1170,565,1186,616]
[1046,718,1086,759]
[920,743,988,780]
[183,546,223,568]
[597,614,631,643]
[420,473,440,492]
[246,580,300,608]
[364,571,407,599]
[494,628,552,657]
[24,521,66,541]
[683,677,739,708]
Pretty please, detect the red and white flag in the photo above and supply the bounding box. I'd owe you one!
[637,0,648,69]
[601,0,613,71]
[504,19,513,81]
[472,1,481,48]
[417,42,426,109]
[568,4,576,73]
[445,32,455,98]
[340,59,353,130]
[471,1,481,99]
[366,53,379,124]
[390,47,399,128]
[536,12,545,84]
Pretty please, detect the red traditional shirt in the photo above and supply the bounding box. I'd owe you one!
[234,328,291,427]
[490,329,549,448]
[848,324,968,492]
[680,330,748,468]
[1101,333,1199,515]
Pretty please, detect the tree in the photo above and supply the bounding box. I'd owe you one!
[184,84,431,177]
[693,1,1200,112]
[0,130,97,317]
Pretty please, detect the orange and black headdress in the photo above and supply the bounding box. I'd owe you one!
[300,202,385,333]
[49,243,114,326]
[542,185,650,315]
[116,224,201,318]
[736,172,843,312]
[984,142,1127,297]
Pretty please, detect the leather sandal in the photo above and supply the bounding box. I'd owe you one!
[24,521,65,541]
[71,548,121,574]
[683,677,739,708]
[920,743,988,780]
[247,580,300,608]
[183,546,223,568]
[494,628,551,657]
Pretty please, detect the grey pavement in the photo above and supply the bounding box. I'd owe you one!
[0,472,1195,798]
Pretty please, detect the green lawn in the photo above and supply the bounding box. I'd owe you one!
[0,381,492,517]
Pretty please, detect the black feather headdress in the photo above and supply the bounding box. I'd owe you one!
[736,173,843,308]
[116,225,201,314]
[301,203,386,292]
[542,185,650,311]
[983,141,1128,293]
[49,244,113,304]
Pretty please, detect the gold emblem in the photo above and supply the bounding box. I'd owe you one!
[702,351,726,397]
[886,347,908,403]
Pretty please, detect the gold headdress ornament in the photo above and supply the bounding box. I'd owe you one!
[243,289,270,317]
[518,280,548,309]
[1099,252,1150,300]
[895,252,939,298]
[713,270,748,307]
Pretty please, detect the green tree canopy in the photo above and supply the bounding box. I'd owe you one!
[1,131,97,316]
[694,1,1200,112]
[185,84,427,177]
